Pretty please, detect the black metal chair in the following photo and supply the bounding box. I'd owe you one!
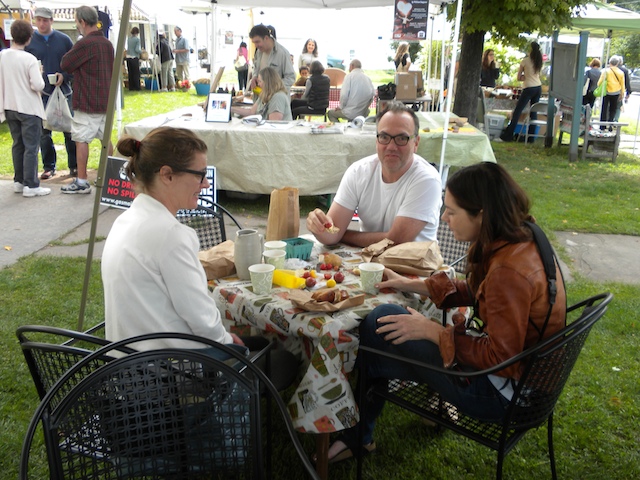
[20,332,319,480]
[356,292,613,480]
[176,197,242,250]
[436,219,469,273]
[16,323,135,409]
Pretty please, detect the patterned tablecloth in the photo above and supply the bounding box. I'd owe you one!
[211,239,462,434]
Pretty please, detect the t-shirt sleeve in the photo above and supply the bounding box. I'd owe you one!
[395,161,442,226]
[267,92,289,116]
[333,160,367,211]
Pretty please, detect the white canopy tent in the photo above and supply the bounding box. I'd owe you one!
[190,0,460,175]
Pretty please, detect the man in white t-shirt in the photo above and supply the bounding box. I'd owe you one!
[307,101,441,247]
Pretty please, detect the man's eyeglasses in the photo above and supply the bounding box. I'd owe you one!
[173,167,208,184]
[376,133,415,146]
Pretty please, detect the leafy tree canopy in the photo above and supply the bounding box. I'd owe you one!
[450,0,588,48]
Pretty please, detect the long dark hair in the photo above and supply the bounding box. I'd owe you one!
[529,41,543,74]
[482,49,495,71]
[446,163,533,291]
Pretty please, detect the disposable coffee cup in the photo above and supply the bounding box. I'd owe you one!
[436,264,456,279]
[249,263,275,295]
[47,73,58,85]
[264,240,287,252]
[263,249,286,270]
[359,262,385,295]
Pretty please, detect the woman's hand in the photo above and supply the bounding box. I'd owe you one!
[375,307,442,345]
[376,268,411,291]
[230,333,245,346]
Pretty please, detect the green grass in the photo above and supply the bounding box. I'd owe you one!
[1,258,638,479]
[1,76,640,479]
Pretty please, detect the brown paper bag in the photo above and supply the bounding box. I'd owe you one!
[288,289,365,312]
[266,187,299,241]
[197,240,236,280]
[361,239,444,276]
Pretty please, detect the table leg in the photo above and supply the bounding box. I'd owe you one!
[315,432,329,480]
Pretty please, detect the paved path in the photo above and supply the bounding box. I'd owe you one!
[2,178,639,285]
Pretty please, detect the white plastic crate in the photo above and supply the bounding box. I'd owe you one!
[485,114,506,139]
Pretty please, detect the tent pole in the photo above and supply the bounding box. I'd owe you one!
[210,2,217,83]
[438,0,463,179]
[77,0,132,331]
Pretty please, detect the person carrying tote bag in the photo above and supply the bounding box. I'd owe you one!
[597,56,625,128]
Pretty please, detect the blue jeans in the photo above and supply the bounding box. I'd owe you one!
[343,304,509,447]
[41,93,76,171]
[502,86,542,139]
[6,110,43,188]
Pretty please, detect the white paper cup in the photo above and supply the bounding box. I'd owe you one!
[47,73,57,84]
[359,262,385,294]
[249,263,275,295]
[264,240,287,252]
[263,249,286,269]
[436,264,456,279]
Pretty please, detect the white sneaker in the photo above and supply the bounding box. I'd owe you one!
[14,182,23,193]
[23,186,52,197]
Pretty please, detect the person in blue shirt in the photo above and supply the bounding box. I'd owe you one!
[173,26,190,82]
[26,7,77,179]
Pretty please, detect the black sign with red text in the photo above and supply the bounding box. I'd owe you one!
[100,157,136,210]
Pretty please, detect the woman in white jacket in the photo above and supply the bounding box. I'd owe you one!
[0,19,49,197]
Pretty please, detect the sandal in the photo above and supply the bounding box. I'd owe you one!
[40,170,55,180]
[311,435,376,465]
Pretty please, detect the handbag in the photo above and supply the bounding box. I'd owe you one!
[377,82,396,100]
[43,86,72,133]
[593,72,607,97]
[234,56,248,72]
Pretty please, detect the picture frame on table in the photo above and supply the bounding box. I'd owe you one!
[205,93,232,123]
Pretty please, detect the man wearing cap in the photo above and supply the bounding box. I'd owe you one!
[60,5,114,194]
[26,7,77,180]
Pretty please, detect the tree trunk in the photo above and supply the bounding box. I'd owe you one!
[453,29,486,126]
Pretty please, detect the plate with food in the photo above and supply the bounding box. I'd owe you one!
[288,287,365,312]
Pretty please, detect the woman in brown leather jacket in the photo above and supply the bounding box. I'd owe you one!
[324,162,567,463]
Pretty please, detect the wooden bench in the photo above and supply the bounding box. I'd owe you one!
[558,104,627,161]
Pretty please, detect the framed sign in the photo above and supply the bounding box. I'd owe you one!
[205,93,232,122]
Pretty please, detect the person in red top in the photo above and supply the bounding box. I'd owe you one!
[60,5,114,194]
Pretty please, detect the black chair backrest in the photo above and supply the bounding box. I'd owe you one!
[16,324,130,408]
[436,220,469,272]
[20,332,319,480]
[176,198,241,251]
[506,292,612,430]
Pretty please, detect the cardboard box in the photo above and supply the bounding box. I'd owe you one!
[395,73,417,100]
[408,71,424,91]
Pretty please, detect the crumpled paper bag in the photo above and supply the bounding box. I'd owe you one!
[288,289,365,312]
[198,240,236,280]
[361,239,443,276]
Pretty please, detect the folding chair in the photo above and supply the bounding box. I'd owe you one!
[518,102,558,143]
